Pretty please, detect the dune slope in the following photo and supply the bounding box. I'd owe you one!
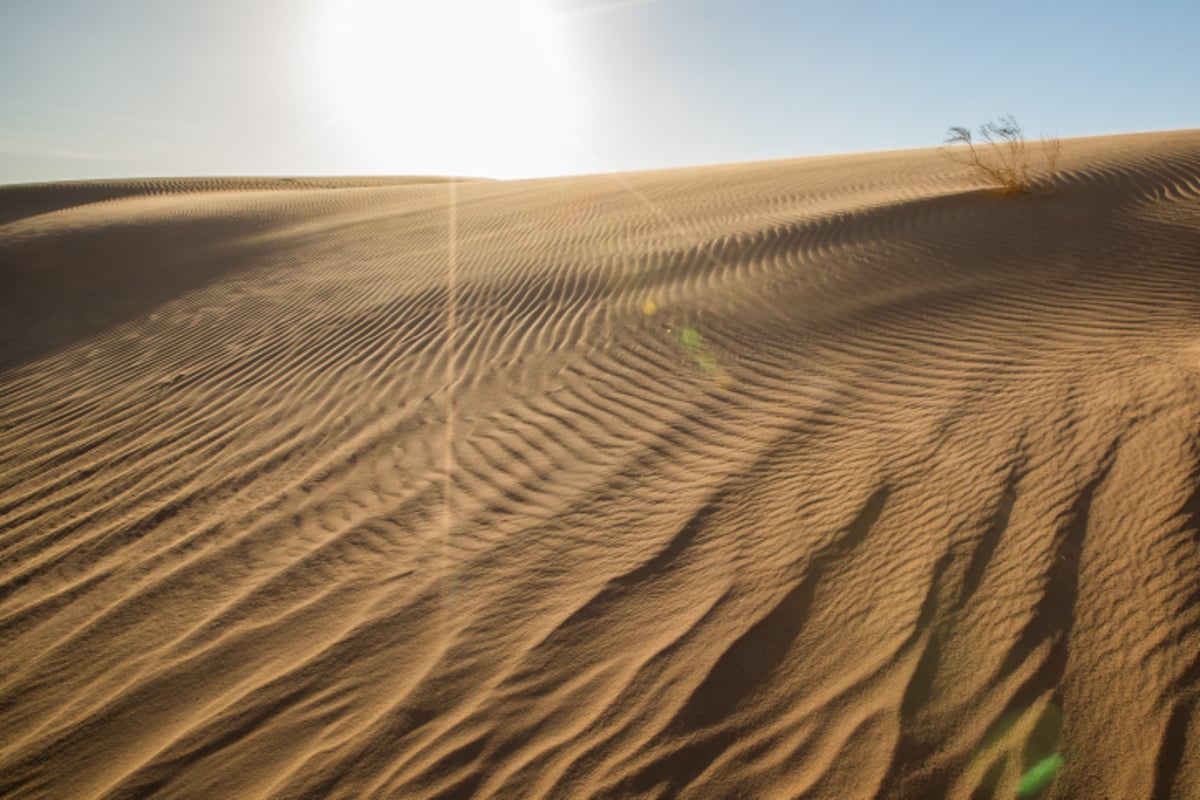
[2,131,1200,799]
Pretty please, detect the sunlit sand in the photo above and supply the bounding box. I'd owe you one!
[2,130,1199,798]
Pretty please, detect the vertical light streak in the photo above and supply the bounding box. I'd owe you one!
[442,178,458,609]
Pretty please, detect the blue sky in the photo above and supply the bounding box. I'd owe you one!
[1,0,1196,183]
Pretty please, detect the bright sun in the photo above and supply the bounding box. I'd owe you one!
[317,0,576,178]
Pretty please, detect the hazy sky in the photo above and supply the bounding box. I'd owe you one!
[1,0,1196,183]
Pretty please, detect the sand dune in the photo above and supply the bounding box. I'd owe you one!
[2,130,1199,799]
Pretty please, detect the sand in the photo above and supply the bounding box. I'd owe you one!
[2,130,1199,799]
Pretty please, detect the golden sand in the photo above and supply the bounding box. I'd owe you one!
[2,131,1199,798]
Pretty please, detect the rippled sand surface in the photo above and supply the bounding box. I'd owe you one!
[3,131,1200,799]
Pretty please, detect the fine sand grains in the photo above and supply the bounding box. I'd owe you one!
[2,131,1200,798]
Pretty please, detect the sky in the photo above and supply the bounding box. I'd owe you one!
[1,0,1197,184]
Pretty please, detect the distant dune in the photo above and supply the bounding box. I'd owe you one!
[2,131,1199,799]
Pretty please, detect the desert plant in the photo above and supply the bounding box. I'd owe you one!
[943,115,1060,195]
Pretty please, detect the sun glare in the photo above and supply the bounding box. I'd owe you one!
[317,0,575,178]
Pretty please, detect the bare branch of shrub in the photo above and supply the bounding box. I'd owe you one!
[943,115,1060,195]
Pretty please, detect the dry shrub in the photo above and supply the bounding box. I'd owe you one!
[943,115,1061,195]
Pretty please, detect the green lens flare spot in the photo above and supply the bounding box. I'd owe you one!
[1017,753,1064,797]
[669,323,725,380]
[678,326,703,349]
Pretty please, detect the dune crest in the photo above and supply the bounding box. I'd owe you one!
[2,131,1200,799]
